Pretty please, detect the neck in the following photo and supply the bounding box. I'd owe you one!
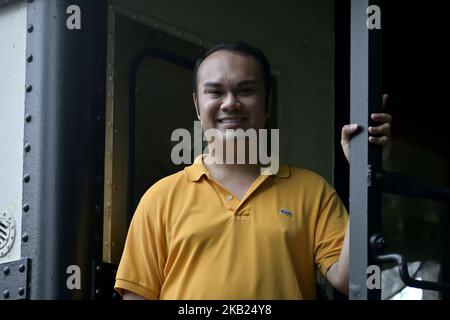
[203,154,262,179]
[204,137,263,169]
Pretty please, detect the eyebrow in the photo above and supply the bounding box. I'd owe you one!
[236,80,259,87]
[203,80,260,88]
[203,82,222,88]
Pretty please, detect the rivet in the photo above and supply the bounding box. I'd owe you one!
[3,267,10,275]
[18,287,25,296]
[27,24,34,33]
[96,265,102,272]
[25,114,32,122]
[3,290,10,299]
[18,264,25,273]
[350,284,361,296]
[112,292,118,299]
[23,204,30,212]
[95,289,102,296]
[24,143,31,152]
[22,233,29,242]
[26,55,33,63]
[25,84,32,92]
[23,174,30,183]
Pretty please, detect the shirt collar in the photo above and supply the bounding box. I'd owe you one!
[184,155,290,182]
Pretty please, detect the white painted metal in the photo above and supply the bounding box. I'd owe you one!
[0,0,27,263]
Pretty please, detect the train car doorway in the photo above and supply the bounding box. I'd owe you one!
[103,3,287,265]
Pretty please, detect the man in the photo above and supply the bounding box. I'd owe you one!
[114,42,391,299]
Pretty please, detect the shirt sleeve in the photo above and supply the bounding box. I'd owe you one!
[114,193,167,299]
[314,189,349,277]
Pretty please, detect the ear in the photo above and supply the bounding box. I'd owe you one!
[192,93,201,120]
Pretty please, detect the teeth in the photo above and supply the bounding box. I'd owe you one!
[220,119,241,123]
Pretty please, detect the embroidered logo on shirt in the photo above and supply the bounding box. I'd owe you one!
[279,208,293,218]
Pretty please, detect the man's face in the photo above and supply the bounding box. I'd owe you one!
[193,50,269,133]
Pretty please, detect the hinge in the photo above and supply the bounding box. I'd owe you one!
[0,258,30,300]
[91,260,121,300]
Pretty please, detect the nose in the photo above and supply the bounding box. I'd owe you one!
[220,93,242,112]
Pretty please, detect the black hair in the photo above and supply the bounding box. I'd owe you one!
[192,42,272,103]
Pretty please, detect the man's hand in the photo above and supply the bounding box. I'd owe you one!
[341,94,392,163]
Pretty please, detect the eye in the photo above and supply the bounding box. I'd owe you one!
[238,88,256,96]
[205,89,222,97]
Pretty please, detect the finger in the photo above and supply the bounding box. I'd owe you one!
[341,124,359,142]
[369,136,388,146]
[368,123,391,136]
[382,94,389,109]
[371,113,392,123]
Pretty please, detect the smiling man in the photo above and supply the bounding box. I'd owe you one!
[114,42,391,300]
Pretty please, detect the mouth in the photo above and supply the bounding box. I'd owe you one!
[216,117,247,129]
[217,117,246,124]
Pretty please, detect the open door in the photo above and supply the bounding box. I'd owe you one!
[348,0,450,300]
[101,0,340,300]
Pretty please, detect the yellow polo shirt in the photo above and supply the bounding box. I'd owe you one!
[115,156,348,299]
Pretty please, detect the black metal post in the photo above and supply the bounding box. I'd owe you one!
[22,0,106,299]
[349,0,383,300]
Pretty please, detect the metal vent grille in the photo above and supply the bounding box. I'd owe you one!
[0,211,15,257]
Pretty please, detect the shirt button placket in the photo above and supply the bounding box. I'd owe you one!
[224,194,237,213]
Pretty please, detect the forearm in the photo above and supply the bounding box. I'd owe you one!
[122,290,149,300]
[327,221,349,295]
